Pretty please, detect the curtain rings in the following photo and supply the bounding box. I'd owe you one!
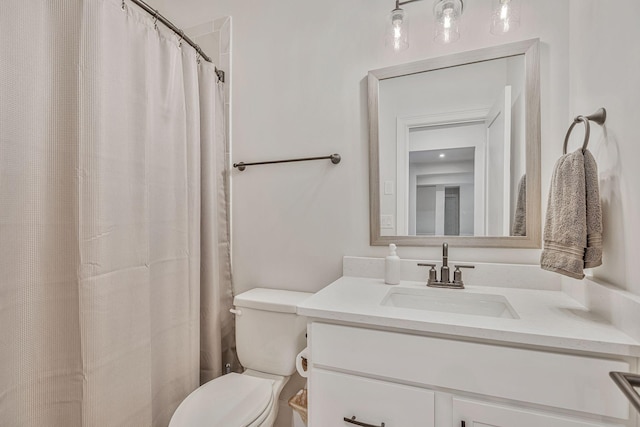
[177,30,184,48]
[153,10,159,30]
[196,46,202,64]
[121,0,126,11]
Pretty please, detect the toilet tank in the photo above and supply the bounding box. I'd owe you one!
[233,288,312,376]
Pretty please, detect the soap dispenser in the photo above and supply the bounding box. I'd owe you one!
[385,243,401,285]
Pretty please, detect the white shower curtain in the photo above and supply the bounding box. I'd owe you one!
[0,1,235,426]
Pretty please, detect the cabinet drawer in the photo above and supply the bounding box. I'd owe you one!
[309,369,435,427]
[310,323,630,419]
[453,397,626,427]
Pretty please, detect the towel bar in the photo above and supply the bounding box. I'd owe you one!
[233,153,341,171]
[563,108,606,154]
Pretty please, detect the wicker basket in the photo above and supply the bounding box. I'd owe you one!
[288,387,308,425]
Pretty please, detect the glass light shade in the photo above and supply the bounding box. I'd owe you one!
[490,0,520,35]
[433,0,463,44]
[386,8,409,52]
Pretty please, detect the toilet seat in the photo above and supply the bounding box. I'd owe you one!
[169,373,275,427]
[245,394,273,427]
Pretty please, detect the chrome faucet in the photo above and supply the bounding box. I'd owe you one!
[441,242,450,283]
[418,243,474,289]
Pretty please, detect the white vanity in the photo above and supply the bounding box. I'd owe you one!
[297,259,640,427]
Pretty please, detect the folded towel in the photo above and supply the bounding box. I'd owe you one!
[540,149,602,279]
[583,150,603,268]
[511,174,526,236]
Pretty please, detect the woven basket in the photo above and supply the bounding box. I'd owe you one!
[288,387,308,424]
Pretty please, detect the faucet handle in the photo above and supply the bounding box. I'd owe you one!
[453,264,475,288]
[417,263,438,285]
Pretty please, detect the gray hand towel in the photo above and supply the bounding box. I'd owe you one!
[511,174,526,236]
[540,149,602,279]
[583,150,603,268]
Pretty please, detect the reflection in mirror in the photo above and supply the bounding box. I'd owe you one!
[369,39,540,248]
[379,55,525,238]
[410,147,475,236]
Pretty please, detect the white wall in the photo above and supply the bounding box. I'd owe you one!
[568,0,640,295]
[153,0,571,294]
[416,186,436,235]
[459,184,475,236]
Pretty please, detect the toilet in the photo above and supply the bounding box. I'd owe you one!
[169,288,312,427]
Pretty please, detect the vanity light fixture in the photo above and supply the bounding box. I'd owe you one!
[386,0,520,51]
[490,0,520,35]
[439,153,446,158]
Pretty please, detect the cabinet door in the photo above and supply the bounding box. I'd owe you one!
[309,369,435,427]
[453,398,626,427]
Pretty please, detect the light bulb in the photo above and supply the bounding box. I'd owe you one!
[386,8,409,51]
[442,8,453,43]
[491,0,520,35]
[443,9,452,29]
[393,18,403,49]
[500,3,509,20]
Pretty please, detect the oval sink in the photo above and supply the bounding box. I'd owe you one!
[381,288,519,319]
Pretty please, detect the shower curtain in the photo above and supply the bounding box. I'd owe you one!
[0,1,236,426]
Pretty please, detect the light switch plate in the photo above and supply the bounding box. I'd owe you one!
[380,215,394,229]
[384,181,394,195]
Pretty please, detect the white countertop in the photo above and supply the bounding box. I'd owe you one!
[297,276,640,357]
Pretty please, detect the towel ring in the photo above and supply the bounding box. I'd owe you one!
[563,108,607,154]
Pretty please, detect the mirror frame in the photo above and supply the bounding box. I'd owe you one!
[369,38,541,248]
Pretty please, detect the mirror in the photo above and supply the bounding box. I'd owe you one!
[369,39,540,248]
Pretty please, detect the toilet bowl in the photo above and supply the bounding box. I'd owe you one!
[169,288,312,427]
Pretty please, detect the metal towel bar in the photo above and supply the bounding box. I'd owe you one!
[233,153,341,171]
[563,107,606,154]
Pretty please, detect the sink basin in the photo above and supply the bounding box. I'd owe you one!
[381,288,519,319]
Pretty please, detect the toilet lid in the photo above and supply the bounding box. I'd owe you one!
[169,373,274,427]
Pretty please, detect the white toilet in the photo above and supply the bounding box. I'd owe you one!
[169,288,312,427]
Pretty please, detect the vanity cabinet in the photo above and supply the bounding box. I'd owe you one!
[307,322,633,427]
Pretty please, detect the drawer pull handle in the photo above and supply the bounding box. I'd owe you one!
[343,415,385,427]
[610,371,640,414]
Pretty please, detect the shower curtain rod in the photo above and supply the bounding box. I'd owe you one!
[126,0,225,83]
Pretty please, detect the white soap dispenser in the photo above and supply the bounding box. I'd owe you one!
[385,243,401,285]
